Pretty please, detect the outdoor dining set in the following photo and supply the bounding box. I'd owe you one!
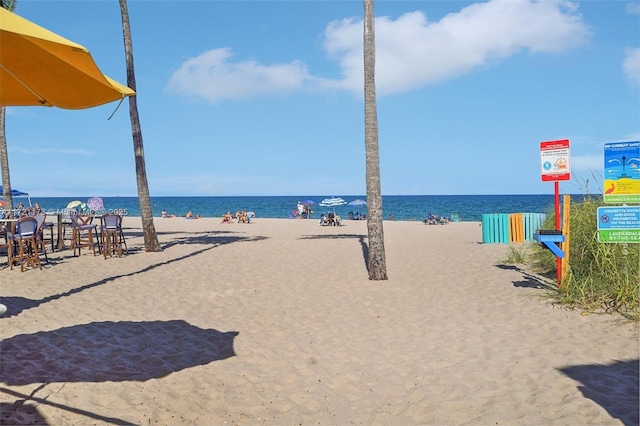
[0,207,127,272]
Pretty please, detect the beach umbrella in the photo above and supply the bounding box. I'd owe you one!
[0,8,135,109]
[87,197,105,213]
[66,200,86,211]
[0,187,32,206]
[319,197,347,215]
[348,199,367,216]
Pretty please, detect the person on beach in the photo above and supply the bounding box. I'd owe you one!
[222,211,232,223]
[161,210,176,218]
[186,211,194,219]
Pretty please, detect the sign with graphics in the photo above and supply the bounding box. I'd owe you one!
[603,141,640,204]
[540,139,570,181]
[597,206,640,243]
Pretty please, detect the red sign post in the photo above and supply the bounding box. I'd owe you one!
[540,139,571,286]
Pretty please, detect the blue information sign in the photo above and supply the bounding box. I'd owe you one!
[597,206,640,243]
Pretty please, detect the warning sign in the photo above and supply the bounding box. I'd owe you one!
[541,139,570,182]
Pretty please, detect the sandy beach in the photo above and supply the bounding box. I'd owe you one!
[0,217,637,425]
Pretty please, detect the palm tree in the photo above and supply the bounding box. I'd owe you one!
[363,0,388,280]
[118,0,161,251]
[0,0,17,214]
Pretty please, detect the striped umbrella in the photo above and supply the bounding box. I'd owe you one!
[319,197,347,215]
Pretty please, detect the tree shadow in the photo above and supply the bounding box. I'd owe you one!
[0,234,266,318]
[300,233,369,271]
[559,359,639,426]
[1,399,49,425]
[1,384,135,425]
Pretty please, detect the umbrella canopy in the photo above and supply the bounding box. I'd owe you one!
[319,197,347,214]
[66,200,86,210]
[0,8,135,109]
[348,199,367,214]
[86,197,105,212]
[301,199,316,206]
[348,199,367,207]
[0,187,32,206]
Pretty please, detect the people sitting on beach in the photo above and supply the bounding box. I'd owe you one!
[388,214,395,221]
[239,210,248,223]
[222,211,232,223]
[348,211,355,220]
[335,214,342,226]
[319,213,326,226]
[235,210,242,221]
[423,213,449,225]
[161,209,176,218]
[354,211,361,220]
[327,212,335,226]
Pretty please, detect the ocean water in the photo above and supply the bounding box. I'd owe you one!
[24,194,592,222]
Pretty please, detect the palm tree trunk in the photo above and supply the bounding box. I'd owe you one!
[0,107,14,213]
[363,0,388,280]
[119,0,161,251]
[1,1,18,214]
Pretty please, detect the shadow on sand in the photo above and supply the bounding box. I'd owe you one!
[559,359,639,426]
[1,321,238,424]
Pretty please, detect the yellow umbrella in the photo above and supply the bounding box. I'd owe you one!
[0,8,135,109]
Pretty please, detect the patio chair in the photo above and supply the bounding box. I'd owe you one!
[29,210,54,253]
[69,210,98,257]
[7,216,42,271]
[100,213,124,259]
[58,208,74,248]
[32,212,49,264]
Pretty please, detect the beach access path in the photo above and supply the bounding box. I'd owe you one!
[0,218,637,425]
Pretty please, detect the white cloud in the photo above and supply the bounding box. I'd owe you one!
[323,0,590,95]
[622,47,640,87]
[626,2,640,15]
[167,48,315,102]
[168,0,590,101]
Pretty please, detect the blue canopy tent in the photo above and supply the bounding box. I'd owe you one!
[0,186,32,207]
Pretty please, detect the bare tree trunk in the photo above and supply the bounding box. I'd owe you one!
[119,0,161,251]
[363,0,388,280]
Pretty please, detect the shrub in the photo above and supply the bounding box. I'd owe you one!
[530,195,639,320]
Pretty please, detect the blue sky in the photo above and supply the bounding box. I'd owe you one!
[5,0,639,197]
